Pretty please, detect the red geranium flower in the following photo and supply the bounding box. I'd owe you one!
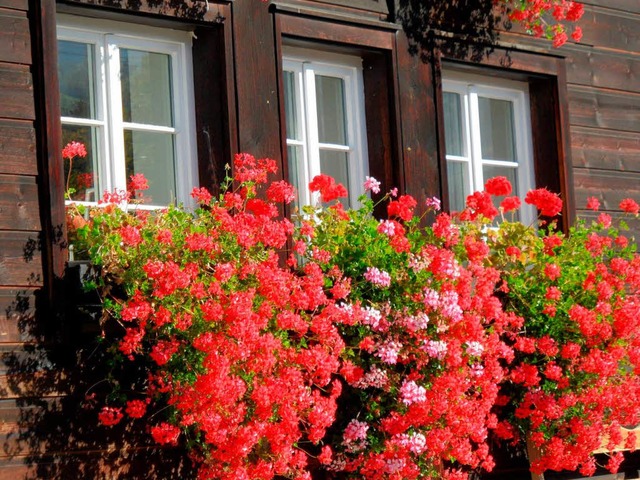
[309,174,348,203]
[485,176,512,196]
[62,141,87,159]
[525,188,563,217]
[586,197,600,211]
[500,196,521,213]
[619,198,640,215]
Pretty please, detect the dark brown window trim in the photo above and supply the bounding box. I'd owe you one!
[34,0,66,304]
[52,1,235,204]
[433,48,575,230]
[275,12,402,211]
[56,0,230,25]
[272,1,394,28]
[308,0,389,15]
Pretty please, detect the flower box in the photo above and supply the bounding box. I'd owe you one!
[593,425,640,454]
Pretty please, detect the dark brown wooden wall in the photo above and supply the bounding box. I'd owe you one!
[567,1,640,226]
[492,0,640,236]
[0,0,638,478]
[0,0,41,339]
[0,0,47,476]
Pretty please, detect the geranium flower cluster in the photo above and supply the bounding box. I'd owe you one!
[67,146,640,480]
[71,154,348,480]
[499,0,584,46]
[298,182,519,479]
[486,192,640,476]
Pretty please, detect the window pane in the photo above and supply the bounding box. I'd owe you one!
[120,49,173,127]
[443,92,464,157]
[478,97,516,161]
[62,124,100,202]
[124,130,176,205]
[483,165,520,221]
[316,75,347,145]
[58,40,96,119]
[320,149,349,206]
[483,165,518,196]
[283,71,300,141]
[447,160,470,212]
[287,144,302,209]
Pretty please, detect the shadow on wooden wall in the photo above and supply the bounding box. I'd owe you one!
[394,0,507,63]
[0,233,196,479]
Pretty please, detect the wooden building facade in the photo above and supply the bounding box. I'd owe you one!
[0,0,638,478]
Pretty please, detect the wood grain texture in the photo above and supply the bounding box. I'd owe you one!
[32,0,67,287]
[0,0,27,11]
[279,13,394,50]
[0,121,37,176]
[232,0,282,161]
[0,288,37,344]
[565,47,640,91]
[573,168,640,212]
[580,0,640,15]
[0,175,41,231]
[395,31,440,210]
[571,126,640,171]
[0,232,42,288]
[0,10,30,65]
[363,51,399,201]
[307,0,388,14]
[192,22,232,194]
[568,85,640,133]
[0,65,34,121]
[58,0,220,23]
[578,6,640,53]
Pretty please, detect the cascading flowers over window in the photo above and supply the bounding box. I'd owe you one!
[66,143,640,480]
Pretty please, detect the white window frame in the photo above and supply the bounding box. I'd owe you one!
[283,47,369,208]
[57,15,198,208]
[442,71,536,224]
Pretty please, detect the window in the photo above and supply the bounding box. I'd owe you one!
[442,72,535,223]
[57,15,197,206]
[282,48,368,208]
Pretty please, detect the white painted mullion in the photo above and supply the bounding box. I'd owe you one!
[467,87,485,193]
[105,35,127,194]
[482,159,519,168]
[121,122,177,134]
[317,143,351,152]
[303,63,322,204]
[446,154,470,163]
[345,64,368,207]
[91,38,110,199]
[172,41,197,208]
[60,117,106,127]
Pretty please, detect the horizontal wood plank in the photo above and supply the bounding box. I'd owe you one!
[566,48,640,92]
[568,85,640,132]
[0,370,68,399]
[573,168,640,212]
[0,231,42,288]
[0,448,195,478]
[0,288,37,344]
[0,121,36,176]
[307,0,388,14]
[0,175,41,231]
[0,64,34,121]
[580,0,640,15]
[0,0,27,11]
[579,6,640,53]
[571,126,640,171]
[279,13,394,50]
[59,0,219,23]
[0,10,30,65]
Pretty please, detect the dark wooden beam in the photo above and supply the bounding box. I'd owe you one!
[30,0,65,301]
